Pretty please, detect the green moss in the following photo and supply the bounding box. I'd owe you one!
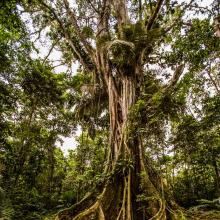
[82,26,94,39]
[96,35,111,48]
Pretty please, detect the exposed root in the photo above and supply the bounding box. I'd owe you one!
[127,170,132,220]
[54,135,186,220]
[54,172,185,220]
[72,201,100,220]
[149,198,166,220]
[166,206,187,220]
[54,192,98,220]
[116,179,127,220]
[71,186,109,220]
[98,205,105,220]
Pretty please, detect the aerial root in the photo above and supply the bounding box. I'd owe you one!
[53,153,185,220]
[72,201,102,220]
[149,198,166,220]
[54,191,100,220]
[72,187,108,220]
[116,178,127,220]
[166,205,186,220]
[98,205,105,220]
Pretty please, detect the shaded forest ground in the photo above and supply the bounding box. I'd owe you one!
[186,210,220,220]
[44,209,220,220]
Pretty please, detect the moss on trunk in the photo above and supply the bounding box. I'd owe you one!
[53,74,185,220]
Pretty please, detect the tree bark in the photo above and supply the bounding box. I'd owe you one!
[50,0,186,218]
[55,69,184,219]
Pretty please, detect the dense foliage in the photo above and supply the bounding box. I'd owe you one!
[0,0,220,219]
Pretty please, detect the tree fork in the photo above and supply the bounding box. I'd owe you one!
[47,0,189,217]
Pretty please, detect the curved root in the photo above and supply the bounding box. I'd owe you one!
[149,198,166,220]
[53,146,186,220]
[116,179,127,220]
[72,201,100,220]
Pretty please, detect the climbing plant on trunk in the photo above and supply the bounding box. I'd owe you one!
[23,0,218,219]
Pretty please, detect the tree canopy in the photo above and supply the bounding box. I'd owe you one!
[0,0,220,219]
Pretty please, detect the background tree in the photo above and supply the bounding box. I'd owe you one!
[0,1,74,219]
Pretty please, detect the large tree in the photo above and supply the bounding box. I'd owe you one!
[23,0,219,219]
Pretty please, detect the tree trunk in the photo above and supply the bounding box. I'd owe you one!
[53,0,185,217]
[55,72,184,220]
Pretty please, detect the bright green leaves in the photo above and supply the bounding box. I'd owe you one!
[0,80,16,115]
[0,4,74,217]
[166,18,220,71]
[203,95,220,126]
[174,72,193,105]
[107,39,135,74]
[110,21,162,71]
[62,131,106,202]
[0,0,23,38]
[132,99,146,117]
[21,60,67,107]
[115,157,134,176]
[173,115,200,151]
[0,0,30,52]
[130,87,184,133]
[172,92,220,203]
[69,71,92,92]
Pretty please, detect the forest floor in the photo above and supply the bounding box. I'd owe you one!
[44,210,220,220]
[186,210,220,220]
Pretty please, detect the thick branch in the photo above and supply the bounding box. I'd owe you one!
[42,37,60,64]
[112,0,129,27]
[86,0,100,14]
[214,16,220,38]
[163,0,194,34]
[109,74,120,98]
[95,0,111,76]
[166,64,185,91]
[63,0,95,56]
[207,66,220,94]
[147,0,164,30]
[96,0,110,37]
[38,0,93,71]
